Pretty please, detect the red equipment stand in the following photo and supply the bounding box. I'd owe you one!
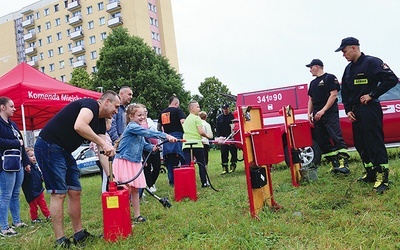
[282,105,312,187]
[174,166,197,201]
[174,142,197,202]
[102,161,132,242]
[237,105,282,218]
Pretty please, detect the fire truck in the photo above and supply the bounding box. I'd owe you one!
[235,81,400,167]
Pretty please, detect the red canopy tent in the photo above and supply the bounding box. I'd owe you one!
[0,62,101,132]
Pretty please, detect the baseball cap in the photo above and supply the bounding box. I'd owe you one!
[305,59,324,67]
[222,104,229,109]
[335,37,360,52]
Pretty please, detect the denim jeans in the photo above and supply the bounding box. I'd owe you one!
[34,138,81,194]
[0,169,24,230]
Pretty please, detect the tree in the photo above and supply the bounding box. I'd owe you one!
[197,76,234,131]
[93,27,190,118]
[69,67,95,90]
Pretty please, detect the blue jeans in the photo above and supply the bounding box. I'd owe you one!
[0,169,24,230]
[34,138,81,194]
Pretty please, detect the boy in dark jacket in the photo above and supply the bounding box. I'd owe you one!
[22,148,50,223]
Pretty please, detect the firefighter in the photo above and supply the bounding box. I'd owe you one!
[336,37,398,193]
[306,59,350,174]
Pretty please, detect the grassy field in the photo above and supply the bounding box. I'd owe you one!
[1,148,400,249]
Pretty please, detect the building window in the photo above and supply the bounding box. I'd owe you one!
[58,46,64,55]
[74,25,82,31]
[45,22,51,30]
[39,53,44,60]
[36,12,40,19]
[90,51,97,59]
[37,25,41,33]
[40,67,45,73]
[56,32,62,40]
[49,63,55,72]
[99,17,105,26]
[89,36,96,44]
[55,18,61,26]
[88,21,94,30]
[98,2,104,10]
[92,66,97,73]
[76,39,84,46]
[44,8,50,16]
[65,14,70,23]
[48,49,54,57]
[66,29,71,37]
[87,6,93,14]
[60,75,66,82]
[64,0,68,8]
[68,43,72,51]
[38,39,42,47]
[100,32,107,40]
[47,35,52,44]
[54,4,59,12]
[69,58,74,66]
[59,60,65,69]
[148,3,157,13]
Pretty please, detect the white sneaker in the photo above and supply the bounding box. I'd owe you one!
[149,185,157,192]
[0,227,18,237]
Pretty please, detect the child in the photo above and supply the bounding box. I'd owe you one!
[112,103,176,223]
[21,148,51,223]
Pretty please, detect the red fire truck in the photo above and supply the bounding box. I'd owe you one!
[235,81,400,167]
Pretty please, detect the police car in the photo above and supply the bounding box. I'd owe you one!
[72,144,99,175]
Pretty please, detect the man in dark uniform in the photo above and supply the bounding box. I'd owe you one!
[335,37,398,193]
[306,59,349,174]
[216,104,238,174]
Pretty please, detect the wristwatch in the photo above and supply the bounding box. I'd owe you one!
[368,92,375,99]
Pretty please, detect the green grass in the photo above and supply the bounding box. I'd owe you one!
[1,149,400,249]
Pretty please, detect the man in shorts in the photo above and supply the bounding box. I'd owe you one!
[34,90,119,247]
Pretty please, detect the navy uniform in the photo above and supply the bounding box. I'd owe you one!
[337,37,398,193]
[307,59,349,174]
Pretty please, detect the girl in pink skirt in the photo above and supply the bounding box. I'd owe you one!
[112,103,176,223]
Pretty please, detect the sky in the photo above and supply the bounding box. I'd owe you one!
[2,0,400,96]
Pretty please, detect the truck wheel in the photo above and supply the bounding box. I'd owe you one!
[284,139,321,168]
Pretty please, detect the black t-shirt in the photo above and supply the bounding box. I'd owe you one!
[308,73,340,112]
[39,98,106,153]
[158,107,186,134]
[216,112,234,137]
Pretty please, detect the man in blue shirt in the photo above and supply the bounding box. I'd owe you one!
[108,86,133,143]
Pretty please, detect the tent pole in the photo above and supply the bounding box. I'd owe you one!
[21,104,28,146]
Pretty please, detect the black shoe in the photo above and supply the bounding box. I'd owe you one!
[72,229,96,246]
[201,183,210,188]
[55,237,71,249]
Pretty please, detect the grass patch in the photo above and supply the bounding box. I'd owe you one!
[1,149,400,249]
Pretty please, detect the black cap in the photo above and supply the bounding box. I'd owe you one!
[306,59,324,67]
[335,37,360,52]
[222,104,229,109]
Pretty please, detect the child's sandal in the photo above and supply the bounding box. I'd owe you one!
[133,215,147,223]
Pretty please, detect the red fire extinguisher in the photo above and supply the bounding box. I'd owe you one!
[102,157,132,242]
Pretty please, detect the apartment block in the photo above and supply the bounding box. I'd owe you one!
[0,0,178,82]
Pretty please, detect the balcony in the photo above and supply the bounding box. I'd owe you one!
[25,46,37,55]
[73,59,86,68]
[106,1,121,13]
[23,32,36,41]
[27,60,38,67]
[68,0,81,11]
[107,16,123,28]
[70,30,84,40]
[69,14,82,26]
[71,45,85,55]
[22,18,35,28]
